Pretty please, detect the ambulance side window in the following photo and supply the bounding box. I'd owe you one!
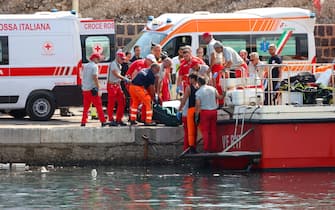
[81,35,114,63]
[0,37,9,65]
[163,36,191,58]
[199,35,250,56]
[253,34,308,61]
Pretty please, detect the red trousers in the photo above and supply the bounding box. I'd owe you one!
[161,76,171,102]
[81,90,106,124]
[199,109,220,152]
[212,64,224,106]
[107,84,125,122]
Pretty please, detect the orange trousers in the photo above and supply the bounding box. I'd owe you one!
[129,85,153,123]
[186,107,197,147]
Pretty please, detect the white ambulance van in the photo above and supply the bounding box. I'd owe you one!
[124,7,316,63]
[0,11,115,120]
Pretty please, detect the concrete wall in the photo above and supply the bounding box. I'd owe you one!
[116,23,335,63]
[0,126,184,165]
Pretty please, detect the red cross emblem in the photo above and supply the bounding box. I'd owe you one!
[42,41,54,55]
[93,43,103,54]
[44,42,53,51]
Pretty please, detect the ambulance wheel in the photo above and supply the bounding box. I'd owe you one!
[26,91,56,121]
[9,109,27,119]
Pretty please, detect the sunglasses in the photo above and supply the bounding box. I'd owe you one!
[183,51,189,54]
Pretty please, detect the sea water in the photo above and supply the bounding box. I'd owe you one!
[0,165,334,209]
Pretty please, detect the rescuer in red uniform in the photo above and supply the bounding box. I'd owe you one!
[80,53,107,127]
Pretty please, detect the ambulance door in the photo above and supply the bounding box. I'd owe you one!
[0,36,14,109]
[80,34,115,103]
[162,35,192,58]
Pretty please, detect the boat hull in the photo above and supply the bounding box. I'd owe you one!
[216,119,335,170]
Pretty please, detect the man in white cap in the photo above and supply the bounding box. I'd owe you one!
[125,54,157,122]
[126,54,157,80]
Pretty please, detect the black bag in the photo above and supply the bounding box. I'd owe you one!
[152,104,181,126]
[91,87,98,96]
[303,87,317,104]
[289,72,316,84]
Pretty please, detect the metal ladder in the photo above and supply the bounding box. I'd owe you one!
[222,106,255,153]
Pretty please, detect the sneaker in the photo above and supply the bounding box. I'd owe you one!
[101,122,108,127]
[108,121,118,126]
[130,120,138,125]
[80,123,86,127]
[144,122,156,126]
[91,116,99,120]
[117,121,127,126]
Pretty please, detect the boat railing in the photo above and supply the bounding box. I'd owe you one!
[221,63,335,106]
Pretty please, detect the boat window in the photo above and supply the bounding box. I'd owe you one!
[0,36,9,65]
[123,31,167,57]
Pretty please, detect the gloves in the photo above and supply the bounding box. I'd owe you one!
[194,113,200,125]
[176,112,182,121]
[91,87,99,96]
[124,77,131,83]
[176,86,181,94]
[154,94,159,104]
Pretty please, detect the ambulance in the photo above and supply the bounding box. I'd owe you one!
[0,11,115,120]
[124,7,316,64]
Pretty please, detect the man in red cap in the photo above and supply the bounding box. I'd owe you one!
[107,52,131,126]
[202,32,217,66]
[80,53,107,127]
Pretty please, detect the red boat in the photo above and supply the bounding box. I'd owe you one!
[182,62,335,170]
[183,104,335,170]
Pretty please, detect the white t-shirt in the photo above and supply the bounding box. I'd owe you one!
[248,60,264,79]
[195,85,218,110]
[108,60,122,83]
[172,56,181,74]
[81,62,98,91]
[223,46,244,68]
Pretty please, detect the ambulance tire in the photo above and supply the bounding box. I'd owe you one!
[26,91,56,121]
[9,109,27,119]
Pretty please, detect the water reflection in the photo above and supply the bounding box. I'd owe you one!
[0,166,334,209]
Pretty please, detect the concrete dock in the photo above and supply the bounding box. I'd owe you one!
[0,108,185,166]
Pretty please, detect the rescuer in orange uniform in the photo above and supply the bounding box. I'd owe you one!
[179,73,199,153]
[129,63,160,126]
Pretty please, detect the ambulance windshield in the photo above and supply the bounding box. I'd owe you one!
[124,31,166,57]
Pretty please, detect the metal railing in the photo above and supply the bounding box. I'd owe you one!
[220,63,335,106]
